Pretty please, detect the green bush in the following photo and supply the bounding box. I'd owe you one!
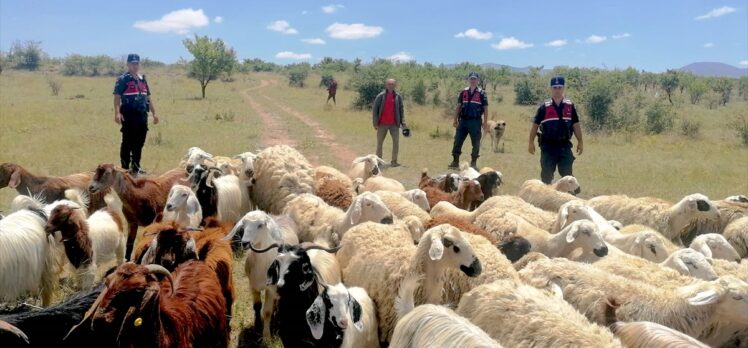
[680,118,701,138]
[730,116,748,146]
[513,78,544,105]
[584,77,617,131]
[351,60,392,109]
[659,70,679,104]
[61,54,121,76]
[645,102,674,134]
[688,79,708,104]
[319,74,334,88]
[287,65,309,88]
[7,40,43,71]
[711,78,733,106]
[411,79,427,105]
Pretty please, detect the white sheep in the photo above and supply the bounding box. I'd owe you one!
[660,248,718,281]
[474,195,557,230]
[459,161,481,180]
[391,276,501,348]
[400,189,430,212]
[517,178,583,212]
[359,175,405,193]
[604,301,710,348]
[0,208,63,306]
[552,175,582,194]
[722,216,748,258]
[587,193,721,244]
[340,224,483,342]
[593,250,709,287]
[284,192,394,245]
[251,145,316,215]
[223,210,299,340]
[520,258,748,347]
[162,184,202,229]
[373,190,431,225]
[335,222,422,270]
[349,155,385,181]
[456,279,623,347]
[690,233,741,262]
[306,283,379,348]
[234,151,258,180]
[429,201,474,222]
[514,217,609,260]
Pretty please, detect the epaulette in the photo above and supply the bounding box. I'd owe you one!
[543,99,553,107]
[563,98,573,105]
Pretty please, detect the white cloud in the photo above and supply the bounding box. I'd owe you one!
[322,4,344,14]
[133,8,209,34]
[454,28,493,40]
[214,16,223,24]
[267,20,298,35]
[695,6,736,20]
[492,37,533,50]
[275,51,312,60]
[301,38,326,45]
[545,39,568,47]
[326,22,383,39]
[612,33,631,39]
[740,60,748,66]
[704,42,714,48]
[388,52,414,62]
[585,35,607,44]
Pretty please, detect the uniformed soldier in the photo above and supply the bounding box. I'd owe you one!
[528,76,584,184]
[113,53,159,176]
[449,72,488,169]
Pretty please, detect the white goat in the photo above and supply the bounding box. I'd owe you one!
[162,184,202,229]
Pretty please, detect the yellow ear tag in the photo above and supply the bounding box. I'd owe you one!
[134,317,143,327]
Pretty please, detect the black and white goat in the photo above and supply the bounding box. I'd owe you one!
[306,283,379,348]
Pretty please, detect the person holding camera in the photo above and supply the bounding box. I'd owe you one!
[449,72,488,169]
[113,53,159,176]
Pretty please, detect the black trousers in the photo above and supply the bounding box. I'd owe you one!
[540,145,574,184]
[452,118,482,159]
[120,121,148,170]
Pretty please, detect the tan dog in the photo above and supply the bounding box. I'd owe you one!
[482,120,506,153]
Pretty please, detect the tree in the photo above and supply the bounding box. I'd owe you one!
[738,76,748,100]
[687,79,708,104]
[659,70,679,104]
[8,40,43,70]
[411,79,426,105]
[287,64,309,88]
[711,78,733,106]
[583,76,617,130]
[182,35,237,98]
[353,58,362,73]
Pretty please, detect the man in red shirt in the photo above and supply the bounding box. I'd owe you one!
[372,79,406,167]
[326,79,338,105]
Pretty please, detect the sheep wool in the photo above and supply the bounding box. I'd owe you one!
[362,176,406,193]
[518,179,583,212]
[251,145,315,215]
[374,190,431,225]
[723,216,748,258]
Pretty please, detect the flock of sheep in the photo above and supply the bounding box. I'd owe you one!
[0,144,747,348]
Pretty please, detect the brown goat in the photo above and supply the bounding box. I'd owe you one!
[418,170,459,193]
[131,218,234,315]
[45,205,95,283]
[425,215,497,244]
[0,163,106,213]
[421,171,484,210]
[68,262,228,348]
[88,164,187,259]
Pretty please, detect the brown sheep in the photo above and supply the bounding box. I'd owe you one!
[315,176,354,210]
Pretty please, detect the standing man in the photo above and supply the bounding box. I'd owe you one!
[326,78,338,105]
[449,72,488,169]
[113,53,158,176]
[372,78,405,167]
[528,76,584,184]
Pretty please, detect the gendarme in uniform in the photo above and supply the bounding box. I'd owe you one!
[113,54,152,174]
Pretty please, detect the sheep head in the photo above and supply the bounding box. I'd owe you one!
[554,176,581,195]
[234,152,257,179]
[183,147,214,174]
[690,233,741,263]
[353,155,384,178]
[306,283,363,341]
[633,232,668,263]
[420,224,482,277]
[663,249,718,281]
[671,194,720,236]
[0,163,22,189]
[404,189,430,212]
[348,192,394,226]
[400,215,425,243]
[681,276,748,325]
[225,210,281,248]
[563,219,608,257]
[45,204,84,241]
[139,227,198,271]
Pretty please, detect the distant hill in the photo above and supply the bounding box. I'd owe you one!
[678,62,748,78]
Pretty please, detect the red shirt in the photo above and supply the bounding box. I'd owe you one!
[328,81,337,94]
[380,92,396,126]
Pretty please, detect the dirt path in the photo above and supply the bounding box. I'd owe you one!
[242,80,295,147]
[244,79,359,167]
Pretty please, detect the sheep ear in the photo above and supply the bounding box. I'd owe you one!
[559,207,570,230]
[687,289,720,306]
[695,244,713,259]
[565,224,580,243]
[140,238,158,264]
[350,199,362,225]
[8,168,21,189]
[186,196,200,215]
[673,257,690,275]
[306,295,327,339]
[429,235,444,261]
[349,296,364,331]
[223,220,245,241]
[267,217,282,241]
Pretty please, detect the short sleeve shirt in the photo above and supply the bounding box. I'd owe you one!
[457,87,488,119]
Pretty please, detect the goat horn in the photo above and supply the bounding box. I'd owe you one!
[145,264,174,295]
[0,320,29,344]
[302,244,342,253]
[246,242,280,253]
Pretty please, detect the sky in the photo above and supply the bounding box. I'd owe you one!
[1,0,747,72]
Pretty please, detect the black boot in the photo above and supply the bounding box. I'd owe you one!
[470,157,478,170]
[448,155,459,169]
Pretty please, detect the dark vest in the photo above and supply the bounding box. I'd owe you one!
[460,87,484,119]
[539,99,574,144]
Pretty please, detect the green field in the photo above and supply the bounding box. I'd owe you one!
[1,68,747,347]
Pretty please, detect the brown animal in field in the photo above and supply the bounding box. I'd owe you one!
[482,120,506,153]
[67,262,229,348]
[0,163,106,213]
[131,218,234,315]
[88,164,187,259]
[425,215,497,244]
[420,171,484,210]
[418,170,460,193]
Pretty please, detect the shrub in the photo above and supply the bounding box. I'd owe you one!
[584,77,617,131]
[429,126,453,140]
[688,79,708,104]
[411,79,427,105]
[61,54,120,76]
[432,90,441,107]
[711,78,733,106]
[680,118,701,138]
[738,76,748,101]
[730,116,748,146]
[513,78,543,105]
[319,74,334,88]
[288,67,309,88]
[659,70,679,104]
[47,78,61,96]
[645,102,674,134]
[8,40,43,71]
[351,60,392,109]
